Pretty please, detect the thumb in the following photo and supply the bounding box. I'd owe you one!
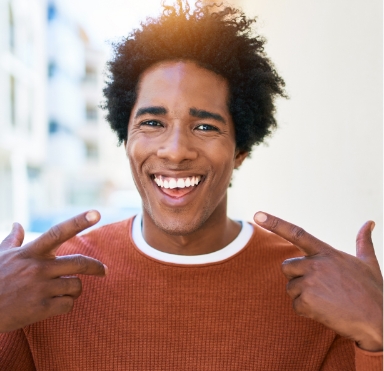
[356,221,381,272]
[0,222,25,249]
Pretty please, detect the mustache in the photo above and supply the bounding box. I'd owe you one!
[144,161,206,173]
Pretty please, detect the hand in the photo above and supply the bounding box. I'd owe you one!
[254,212,383,352]
[0,211,107,333]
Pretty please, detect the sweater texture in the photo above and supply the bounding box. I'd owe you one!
[0,217,382,370]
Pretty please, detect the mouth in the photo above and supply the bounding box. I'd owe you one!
[151,174,202,199]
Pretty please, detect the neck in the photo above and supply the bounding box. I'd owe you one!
[141,199,241,256]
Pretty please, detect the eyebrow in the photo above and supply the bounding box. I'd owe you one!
[134,106,226,124]
[135,106,167,118]
[189,107,226,124]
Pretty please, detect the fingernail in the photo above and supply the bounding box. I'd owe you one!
[103,264,109,276]
[85,211,98,222]
[370,222,375,232]
[254,212,268,223]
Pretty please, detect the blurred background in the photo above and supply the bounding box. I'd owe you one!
[0,0,382,266]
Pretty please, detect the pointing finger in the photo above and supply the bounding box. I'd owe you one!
[254,212,328,256]
[0,223,25,249]
[24,211,100,258]
[48,255,108,278]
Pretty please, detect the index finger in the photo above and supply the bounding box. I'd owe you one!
[254,212,328,256]
[24,210,101,257]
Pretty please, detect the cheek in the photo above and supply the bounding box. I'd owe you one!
[126,134,148,166]
[126,138,146,184]
[210,146,236,183]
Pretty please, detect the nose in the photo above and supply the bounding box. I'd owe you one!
[157,126,198,163]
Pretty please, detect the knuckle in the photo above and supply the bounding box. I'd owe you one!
[17,246,31,259]
[30,261,44,276]
[48,225,62,242]
[298,292,313,312]
[293,295,311,317]
[281,261,289,274]
[269,218,279,231]
[60,297,74,313]
[282,257,295,269]
[72,277,82,293]
[72,278,83,298]
[73,216,83,231]
[309,259,321,272]
[292,299,305,316]
[286,280,295,296]
[291,226,306,242]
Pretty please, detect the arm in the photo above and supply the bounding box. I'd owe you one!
[254,212,383,366]
[0,211,108,333]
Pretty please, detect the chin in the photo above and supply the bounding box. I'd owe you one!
[145,204,211,236]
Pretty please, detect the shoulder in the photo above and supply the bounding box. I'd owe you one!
[56,217,135,259]
[245,222,302,262]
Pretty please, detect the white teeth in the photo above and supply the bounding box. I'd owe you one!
[177,179,185,188]
[154,175,201,189]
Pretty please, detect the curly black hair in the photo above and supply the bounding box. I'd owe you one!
[102,1,286,153]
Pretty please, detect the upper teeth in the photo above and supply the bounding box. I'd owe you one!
[154,175,201,189]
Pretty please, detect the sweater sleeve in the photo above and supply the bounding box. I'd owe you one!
[354,344,383,371]
[0,329,36,371]
[319,335,383,371]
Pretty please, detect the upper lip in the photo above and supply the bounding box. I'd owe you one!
[151,171,204,178]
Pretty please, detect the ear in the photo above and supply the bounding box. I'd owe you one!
[234,150,248,169]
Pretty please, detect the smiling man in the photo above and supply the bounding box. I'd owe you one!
[0,2,382,370]
[127,61,248,255]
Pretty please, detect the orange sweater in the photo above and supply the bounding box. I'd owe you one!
[0,217,382,370]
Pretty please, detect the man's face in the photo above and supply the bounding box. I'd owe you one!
[126,61,247,235]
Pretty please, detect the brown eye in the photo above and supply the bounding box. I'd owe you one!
[195,124,218,131]
[140,120,163,127]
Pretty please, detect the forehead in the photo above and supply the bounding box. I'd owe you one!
[134,61,230,114]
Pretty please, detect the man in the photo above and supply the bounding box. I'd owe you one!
[0,2,382,370]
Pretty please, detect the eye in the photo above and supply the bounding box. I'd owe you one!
[195,124,219,131]
[140,120,163,127]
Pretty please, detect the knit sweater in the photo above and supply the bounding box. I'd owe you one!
[0,217,382,370]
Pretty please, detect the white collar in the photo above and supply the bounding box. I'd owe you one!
[132,213,254,265]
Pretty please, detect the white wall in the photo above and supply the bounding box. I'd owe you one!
[227,0,382,266]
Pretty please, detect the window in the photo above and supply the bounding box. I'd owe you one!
[48,62,57,78]
[86,106,98,121]
[47,3,57,21]
[8,4,15,52]
[10,75,15,126]
[85,142,98,160]
[84,66,97,83]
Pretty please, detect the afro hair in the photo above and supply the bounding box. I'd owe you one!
[102,1,287,153]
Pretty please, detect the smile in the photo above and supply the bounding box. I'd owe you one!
[153,175,202,189]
